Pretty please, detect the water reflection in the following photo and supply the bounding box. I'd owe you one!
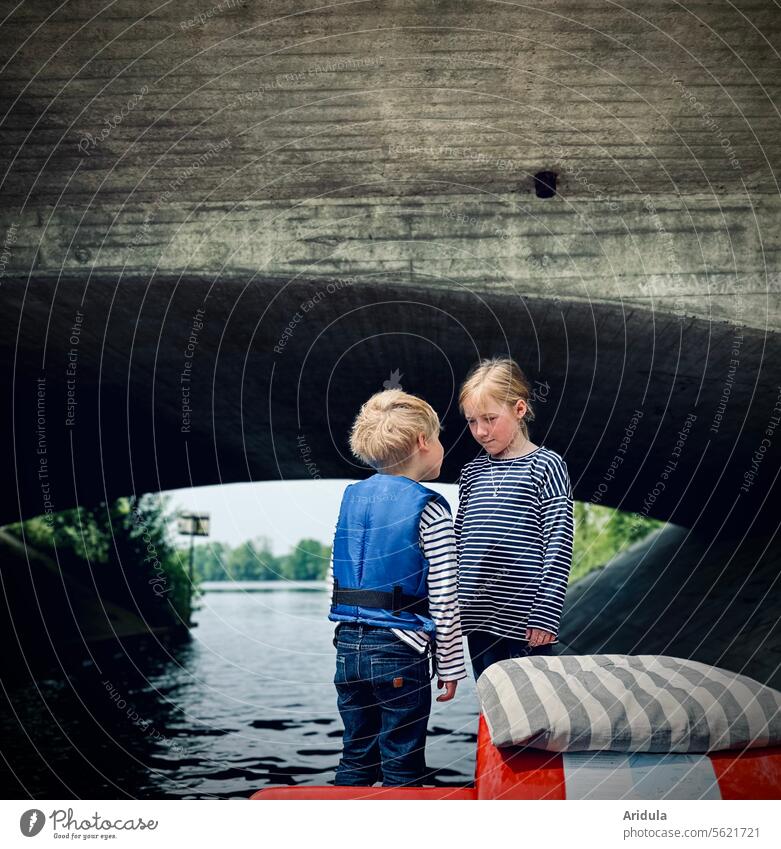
[0,583,479,798]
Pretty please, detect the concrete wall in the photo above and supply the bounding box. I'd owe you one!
[1,1,779,326]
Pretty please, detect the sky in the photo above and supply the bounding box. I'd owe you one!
[164,479,459,554]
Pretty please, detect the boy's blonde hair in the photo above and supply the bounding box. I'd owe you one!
[349,389,440,471]
[458,357,536,439]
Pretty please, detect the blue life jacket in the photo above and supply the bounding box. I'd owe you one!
[329,474,451,634]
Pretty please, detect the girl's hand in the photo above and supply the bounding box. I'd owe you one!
[436,679,458,702]
[526,627,556,648]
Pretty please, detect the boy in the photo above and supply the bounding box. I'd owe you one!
[328,389,466,787]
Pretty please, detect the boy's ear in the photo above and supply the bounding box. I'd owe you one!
[417,431,429,450]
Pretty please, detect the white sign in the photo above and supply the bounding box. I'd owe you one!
[177,514,210,536]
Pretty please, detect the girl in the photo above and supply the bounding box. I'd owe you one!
[455,357,574,680]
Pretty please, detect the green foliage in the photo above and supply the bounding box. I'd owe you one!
[571,502,663,584]
[226,537,278,581]
[279,538,331,580]
[118,494,192,624]
[10,495,654,599]
[188,505,657,586]
[190,536,331,582]
[190,539,233,581]
[4,494,192,626]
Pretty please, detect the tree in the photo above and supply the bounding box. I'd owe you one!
[3,493,192,626]
[570,502,663,583]
[191,540,233,581]
[280,539,330,580]
[225,537,279,581]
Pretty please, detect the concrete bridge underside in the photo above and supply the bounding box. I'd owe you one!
[1,2,780,681]
[3,273,780,534]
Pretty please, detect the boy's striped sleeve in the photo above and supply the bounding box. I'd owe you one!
[419,500,467,682]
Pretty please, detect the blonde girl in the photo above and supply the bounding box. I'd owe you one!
[455,358,574,680]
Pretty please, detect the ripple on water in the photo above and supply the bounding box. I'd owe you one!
[2,588,479,796]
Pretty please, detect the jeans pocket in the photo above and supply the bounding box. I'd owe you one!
[370,655,426,710]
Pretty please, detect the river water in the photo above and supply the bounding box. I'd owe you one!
[0,583,479,798]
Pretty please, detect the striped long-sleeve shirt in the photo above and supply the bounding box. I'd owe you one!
[327,499,467,682]
[454,445,574,641]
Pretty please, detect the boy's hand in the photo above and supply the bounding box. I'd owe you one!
[526,627,556,648]
[436,679,458,702]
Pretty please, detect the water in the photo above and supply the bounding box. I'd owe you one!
[0,583,479,798]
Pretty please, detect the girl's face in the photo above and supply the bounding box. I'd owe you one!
[463,393,526,456]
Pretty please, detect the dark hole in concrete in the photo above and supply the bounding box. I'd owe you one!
[534,171,557,198]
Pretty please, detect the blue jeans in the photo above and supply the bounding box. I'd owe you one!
[333,623,431,787]
[467,630,555,680]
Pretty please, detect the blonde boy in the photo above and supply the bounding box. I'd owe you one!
[328,389,466,786]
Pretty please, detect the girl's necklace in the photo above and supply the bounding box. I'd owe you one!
[489,458,519,497]
[489,434,530,497]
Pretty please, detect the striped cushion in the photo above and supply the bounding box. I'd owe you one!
[477,655,781,753]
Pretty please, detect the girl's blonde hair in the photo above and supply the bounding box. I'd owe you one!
[458,357,536,438]
[349,389,440,471]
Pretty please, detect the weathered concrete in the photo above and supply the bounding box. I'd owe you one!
[3,272,779,535]
[4,194,781,329]
[2,1,778,201]
[561,523,781,688]
[1,2,780,327]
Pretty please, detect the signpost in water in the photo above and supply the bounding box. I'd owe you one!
[177,513,210,610]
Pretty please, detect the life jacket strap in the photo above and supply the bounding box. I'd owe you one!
[331,579,429,616]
